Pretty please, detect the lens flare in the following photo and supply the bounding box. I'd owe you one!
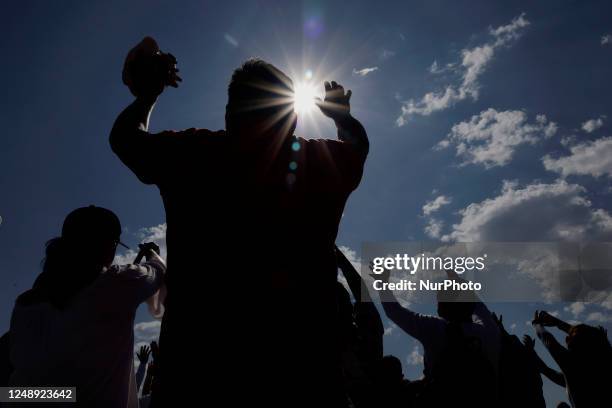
[293,82,317,114]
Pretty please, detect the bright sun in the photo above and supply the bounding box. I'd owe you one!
[293,82,317,114]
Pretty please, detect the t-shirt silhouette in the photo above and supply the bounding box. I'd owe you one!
[111,126,367,406]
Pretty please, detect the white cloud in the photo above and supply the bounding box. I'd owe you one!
[586,311,611,323]
[384,323,398,336]
[114,223,167,265]
[543,136,612,178]
[224,33,239,47]
[407,345,424,365]
[441,180,612,302]
[510,323,517,331]
[443,179,612,242]
[134,320,161,344]
[381,49,396,60]
[564,302,585,318]
[581,117,605,133]
[438,108,558,168]
[422,196,452,239]
[424,218,444,239]
[601,34,612,46]
[423,195,452,215]
[353,67,379,77]
[396,13,529,126]
[429,60,455,74]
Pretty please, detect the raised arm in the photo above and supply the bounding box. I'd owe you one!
[337,247,384,358]
[522,335,566,388]
[376,267,441,342]
[533,310,572,333]
[110,37,181,184]
[336,246,370,303]
[316,81,368,155]
[135,345,151,392]
[532,311,569,369]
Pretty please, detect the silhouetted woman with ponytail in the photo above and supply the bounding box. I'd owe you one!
[7,206,166,408]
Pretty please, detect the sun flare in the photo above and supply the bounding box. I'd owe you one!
[293,82,317,114]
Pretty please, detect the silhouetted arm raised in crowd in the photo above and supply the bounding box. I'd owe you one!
[376,267,442,343]
[337,246,384,358]
[336,246,371,303]
[135,345,151,392]
[533,310,572,333]
[523,335,566,388]
[110,37,183,184]
[316,81,368,155]
[532,311,570,370]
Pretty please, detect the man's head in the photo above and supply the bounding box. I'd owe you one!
[376,355,404,384]
[436,288,476,323]
[226,58,297,138]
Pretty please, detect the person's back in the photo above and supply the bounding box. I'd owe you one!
[111,45,368,406]
[7,207,165,408]
[9,265,161,407]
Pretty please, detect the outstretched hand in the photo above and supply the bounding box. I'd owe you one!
[137,345,151,364]
[315,81,351,121]
[532,310,557,327]
[123,37,182,98]
[522,334,536,350]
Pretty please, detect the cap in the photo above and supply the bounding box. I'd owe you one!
[61,205,128,248]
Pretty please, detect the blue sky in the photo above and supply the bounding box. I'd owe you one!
[1,1,612,405]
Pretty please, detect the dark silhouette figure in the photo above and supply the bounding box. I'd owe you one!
[7,206,165,407]
[522,334,566,388]
[138,341,159,408]
[492,314,546,408]
[336,246,384,407]
[378,269,499,408]
[533,310,612,408]
[110,38,368,407]
[0,332,12,386]
[135,344,151,392]
[372,355,419,408]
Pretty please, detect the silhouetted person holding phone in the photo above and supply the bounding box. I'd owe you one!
[7,206,165,408]
[532,310,612,408]
[110,38,368,407]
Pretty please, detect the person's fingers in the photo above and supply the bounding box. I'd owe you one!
[331,81,338,89]
[346,89,352,102]
[324,81,332,92]
[314,96,323,106]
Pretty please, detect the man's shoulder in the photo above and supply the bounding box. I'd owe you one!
[161,128,226,139]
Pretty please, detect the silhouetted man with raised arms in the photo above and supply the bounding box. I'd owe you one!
[110,38,368,407]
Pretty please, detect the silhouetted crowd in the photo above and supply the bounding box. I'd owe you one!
[0,37,610,408]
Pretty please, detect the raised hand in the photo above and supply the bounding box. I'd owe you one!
[522,334,536,350]
[123,37,182,98]
[532,310,557,327]
[137,345,151,364]
[138,242,161,256]
[315,81,352,121]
